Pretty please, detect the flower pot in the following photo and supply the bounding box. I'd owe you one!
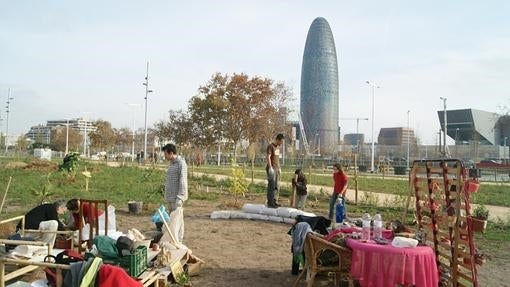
[128,201,144,214]
[464,180,480,193]
[471,217,487,233]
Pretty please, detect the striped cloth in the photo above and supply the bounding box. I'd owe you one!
[164,155,188,202]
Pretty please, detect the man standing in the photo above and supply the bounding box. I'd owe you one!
[266,134,284,208]
[162,143,188,244]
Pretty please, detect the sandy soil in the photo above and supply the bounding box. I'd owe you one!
[116,193,509,287]
[8,192,509,287]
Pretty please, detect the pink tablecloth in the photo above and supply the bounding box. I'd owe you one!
[347,239,439,287]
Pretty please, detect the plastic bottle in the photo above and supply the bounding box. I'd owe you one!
[362,213,371,242]
[373,213,383,240]
[335,197,345,225]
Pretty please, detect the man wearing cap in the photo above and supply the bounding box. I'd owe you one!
[17,200,67,247]
[162,143,188,244]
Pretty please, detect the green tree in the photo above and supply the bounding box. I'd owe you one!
[50,126,83,152]
[154,110,192,147]
[15,135,29,151]
[89,120,116,153]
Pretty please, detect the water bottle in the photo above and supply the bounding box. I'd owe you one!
[335,197,345,224]
[362,213,371,242]
[373,214,383,240]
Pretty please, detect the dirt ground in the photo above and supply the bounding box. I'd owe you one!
[115,193,509,287]
[9,193,509,287]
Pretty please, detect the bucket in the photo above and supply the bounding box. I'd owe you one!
[128,201,144,214]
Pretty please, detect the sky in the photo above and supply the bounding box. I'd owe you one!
[1,1,509,145]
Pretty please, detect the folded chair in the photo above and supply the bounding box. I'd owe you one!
[293,232,353,287]
[78,199,108,252]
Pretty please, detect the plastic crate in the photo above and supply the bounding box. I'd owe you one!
[119,245,147,277]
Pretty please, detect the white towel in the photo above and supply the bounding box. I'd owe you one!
[391,236,419,248]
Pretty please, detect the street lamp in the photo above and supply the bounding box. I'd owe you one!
[455,128,459,157]
[366,81,380,173]
[5,88,13,154]
[127,103,141,162]
[142,61,153,164]
[505,137,508,164]
[439,97,447,157]
[65,119,69,155]
[406,110,410,168]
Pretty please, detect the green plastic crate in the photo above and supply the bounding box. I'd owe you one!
[119,245,147,277]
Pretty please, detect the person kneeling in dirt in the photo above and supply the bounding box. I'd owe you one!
[65,198,104,231]
[17,199,68,247]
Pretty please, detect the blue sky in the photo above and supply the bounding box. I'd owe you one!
[1,1,509,144]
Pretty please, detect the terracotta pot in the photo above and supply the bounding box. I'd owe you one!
[471,217,487,233]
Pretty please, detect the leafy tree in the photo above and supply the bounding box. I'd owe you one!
[154,110,192,147]
[115,127,132,152]
[89,120,116,153]
[15,135,29,151]
[50,126,83,152]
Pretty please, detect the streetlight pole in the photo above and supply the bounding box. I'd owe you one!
[505,137,508,164]
[127,103,141,162]
[65,119,69,155]
[439,97,447,158]
[142,61,153,164]
[406,110,410,168]
[366,81,380,173]
[455,128,459,157]
[5,88,13,154]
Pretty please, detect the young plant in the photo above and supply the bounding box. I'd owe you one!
[473,205,489,220]
[230,166,248,207]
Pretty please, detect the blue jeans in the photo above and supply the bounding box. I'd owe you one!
[329,193,340,220]
[266,167,280,205]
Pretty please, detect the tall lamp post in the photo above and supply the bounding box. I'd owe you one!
[505,136,508,164]
[366,81,380,173]
[455,128,459,157]
[5,88,13,154]
[127,103,141,162]
[142,62,153,163]
[439,97,447,158]
[406,110,410,168]
[65,119,69,155]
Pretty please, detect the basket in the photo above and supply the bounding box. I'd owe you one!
[119,245,147,277]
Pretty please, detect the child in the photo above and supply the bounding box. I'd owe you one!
[292,169,308,210]
[329,164,348,220]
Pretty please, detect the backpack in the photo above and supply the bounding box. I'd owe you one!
[43,249,84,286]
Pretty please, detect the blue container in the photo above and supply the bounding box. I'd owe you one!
[335,197,346,223]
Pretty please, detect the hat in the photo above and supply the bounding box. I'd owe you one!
[116,236,134,257]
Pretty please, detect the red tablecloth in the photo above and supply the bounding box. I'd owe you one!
[347,238,439,287]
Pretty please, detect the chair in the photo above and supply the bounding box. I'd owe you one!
[293,232,353,287]
[78,199,108,252]
[0,215,73,287]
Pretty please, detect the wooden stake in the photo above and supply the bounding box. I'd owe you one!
[0,176,13,214]
[158,209,179,248]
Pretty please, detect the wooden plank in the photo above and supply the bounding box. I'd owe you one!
[457,271,474,283]
[139,270,156,283]
[437,251,452,261]
[3,265,39,281]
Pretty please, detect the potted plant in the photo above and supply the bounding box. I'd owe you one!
[471,205,489,233]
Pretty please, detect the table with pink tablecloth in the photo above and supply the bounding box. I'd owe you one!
[347,238,439,287]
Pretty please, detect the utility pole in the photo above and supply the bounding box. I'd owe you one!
[143,61,153,164]
[5,89,13,154]
[406,110,410,168]
[440,97,448,158]
[366,81,380,173]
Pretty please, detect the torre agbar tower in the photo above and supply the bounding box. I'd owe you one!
[300,17,339,154]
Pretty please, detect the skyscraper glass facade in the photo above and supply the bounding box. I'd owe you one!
[300,17,339,154]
